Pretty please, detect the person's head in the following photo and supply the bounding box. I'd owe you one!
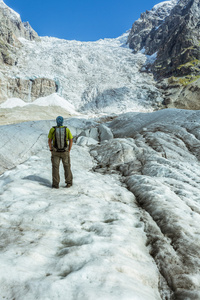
[56,116,64,127]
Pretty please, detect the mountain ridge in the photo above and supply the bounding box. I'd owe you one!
[128,0,200,109]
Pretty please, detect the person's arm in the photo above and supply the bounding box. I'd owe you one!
[48,138,53,151]
[69,139,73,152]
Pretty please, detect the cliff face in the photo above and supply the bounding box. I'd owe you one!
[0,1,39,44]
[128,0,200,78]
[153,0,200,79]
[128,0,200,109]
[0,1,57,102]
[0,77,58,102]
[0,0,39,65]
[127,0,177,55]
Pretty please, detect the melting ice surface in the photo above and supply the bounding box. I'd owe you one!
[0,145,160,300]
[1,109,200,299]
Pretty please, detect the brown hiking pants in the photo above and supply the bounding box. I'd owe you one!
[51,150,73,187]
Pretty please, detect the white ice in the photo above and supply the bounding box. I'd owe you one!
[32,94,78,115]
[3,32,163,114]
[1,109,200,299]
[0,127,161,300]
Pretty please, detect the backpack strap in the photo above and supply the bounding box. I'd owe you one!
[63,126,67,148]
[52,126,58,148]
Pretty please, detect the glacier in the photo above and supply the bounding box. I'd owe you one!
[1,109,200,299]
[5,33,163,113]
[0,32,164,125]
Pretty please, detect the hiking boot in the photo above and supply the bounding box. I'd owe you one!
[52,185,59,189]
[65,183,72,188]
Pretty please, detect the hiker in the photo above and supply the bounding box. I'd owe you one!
[48,116,73,188]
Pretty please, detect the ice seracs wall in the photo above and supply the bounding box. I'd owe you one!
[0,2,164,114]
[13,36,163,113]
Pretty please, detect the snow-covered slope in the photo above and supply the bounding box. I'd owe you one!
[1,109,200,298]
[0,94,80,125]
[0,0,20,22]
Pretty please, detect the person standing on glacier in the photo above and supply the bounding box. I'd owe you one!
[48,116,73,189]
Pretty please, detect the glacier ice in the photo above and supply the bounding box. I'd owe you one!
[1,109,200,298]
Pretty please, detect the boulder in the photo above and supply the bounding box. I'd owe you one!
[76,136,99,147]
[78,127,99,141]
[98,124,113,141]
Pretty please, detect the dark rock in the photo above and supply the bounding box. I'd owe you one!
[128,0,200,79]
[0,76,57,102]
[127,0,177,54]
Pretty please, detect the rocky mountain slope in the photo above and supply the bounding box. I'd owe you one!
[0,0,39,68]
[0,0,38,67]
[127,0,177,54]
[128,0,200,109]
[0,0,58,103]
[0,0,38,44]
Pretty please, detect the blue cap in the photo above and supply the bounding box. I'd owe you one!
[56,116,63,126]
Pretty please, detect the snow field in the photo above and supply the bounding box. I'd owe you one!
[0,98,27,108]
[0,94,78,115]
[0,145,161,300]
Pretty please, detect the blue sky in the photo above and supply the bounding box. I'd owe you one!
[5,0,160,41]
